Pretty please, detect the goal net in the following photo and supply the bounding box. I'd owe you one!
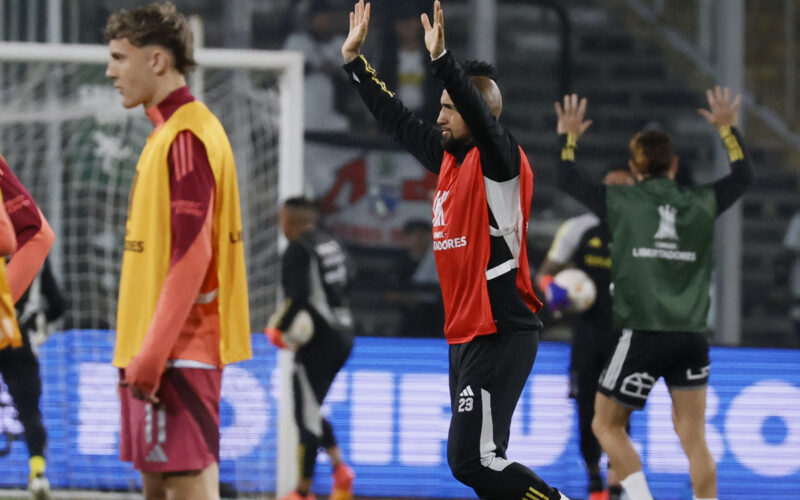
[0,42,302,495]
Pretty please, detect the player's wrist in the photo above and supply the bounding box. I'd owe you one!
[342,50,360,63]
[719,125,744,162]
[560,133,578,162]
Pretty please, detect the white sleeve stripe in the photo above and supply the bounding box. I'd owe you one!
[547,213,600,264]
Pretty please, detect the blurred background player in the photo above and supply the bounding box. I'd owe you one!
[0,154,55,499]
[554,87,752,500]
[341,1,569,498]
[3,259,64,500]
[535,166,633,500]
[265,197,355,500]
[105,3,252,499]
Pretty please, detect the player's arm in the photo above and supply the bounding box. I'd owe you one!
[0,157,55,302]
[553,94,607,218]
[124,130,214,398]
[697,86,754,214]
[0,195,17,256]
[264,241,312,348]
[421,1,518,180]
[341,0,443,173]
[535,218,582,312]
[275,242,312,332]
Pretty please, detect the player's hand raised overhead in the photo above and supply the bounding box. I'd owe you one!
[421,0,445,59]
[341,0,371,63]
[698,85,741,128]
[555,93,593,137]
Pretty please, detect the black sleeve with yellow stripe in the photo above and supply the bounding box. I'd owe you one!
[343,55,443,173]
[555,132,608,218]
[712,126,753,215]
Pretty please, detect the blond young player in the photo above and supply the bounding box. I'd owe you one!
[105,3,251,499]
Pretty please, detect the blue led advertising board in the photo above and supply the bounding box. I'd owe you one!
[0,331,797,499]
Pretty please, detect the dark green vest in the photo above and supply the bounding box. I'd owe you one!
[606,178,716,332]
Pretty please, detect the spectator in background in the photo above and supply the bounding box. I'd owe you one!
[378,1,440,124]
[392,219,443,337]
[283,0,350,131]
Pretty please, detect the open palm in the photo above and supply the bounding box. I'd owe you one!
[555,93,593,137]
[698,85,741,128]
[341,0,371,62]
[420,0,445,59]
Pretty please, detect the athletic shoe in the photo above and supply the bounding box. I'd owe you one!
[589,490,610,500]
[330,463,355,500]
[28,474,51,500]
[278,491,315,500]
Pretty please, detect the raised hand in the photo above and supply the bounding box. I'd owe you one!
[341,0,371,63]
[555,93,593,137]
[420,0,445,59]
[698,85,741,128]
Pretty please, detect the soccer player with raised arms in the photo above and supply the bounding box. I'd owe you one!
[105,3,251,499]
[342,1,569,498]
[555,87,752,500]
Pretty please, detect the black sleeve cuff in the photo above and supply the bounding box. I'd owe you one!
[342,55,369,81]
[430,50,457,81]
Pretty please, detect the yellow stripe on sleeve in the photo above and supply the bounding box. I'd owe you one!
[360,55,395,97]
[560,132,578,161]
[719,125,744,162]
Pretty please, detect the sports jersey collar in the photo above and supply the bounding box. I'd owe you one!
[145,86,196,127]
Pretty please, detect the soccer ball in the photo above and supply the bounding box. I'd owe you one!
[554,268,597,313]
[283,309,314,348]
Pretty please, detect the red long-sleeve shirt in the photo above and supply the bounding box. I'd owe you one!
[124,86,221,395]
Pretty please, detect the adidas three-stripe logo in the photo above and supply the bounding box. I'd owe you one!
[145,444,168,462]
[457,386,475,412]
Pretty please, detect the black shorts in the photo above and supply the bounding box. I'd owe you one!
[448,330,538,469]
[597,329,710,410]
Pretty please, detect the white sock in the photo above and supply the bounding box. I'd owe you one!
[693,497,718,500]
[558,493,571,500]
[620,471,654,500]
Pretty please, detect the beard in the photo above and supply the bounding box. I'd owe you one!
[441,134,474,155]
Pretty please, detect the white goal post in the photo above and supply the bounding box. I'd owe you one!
[0,41,303,495]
